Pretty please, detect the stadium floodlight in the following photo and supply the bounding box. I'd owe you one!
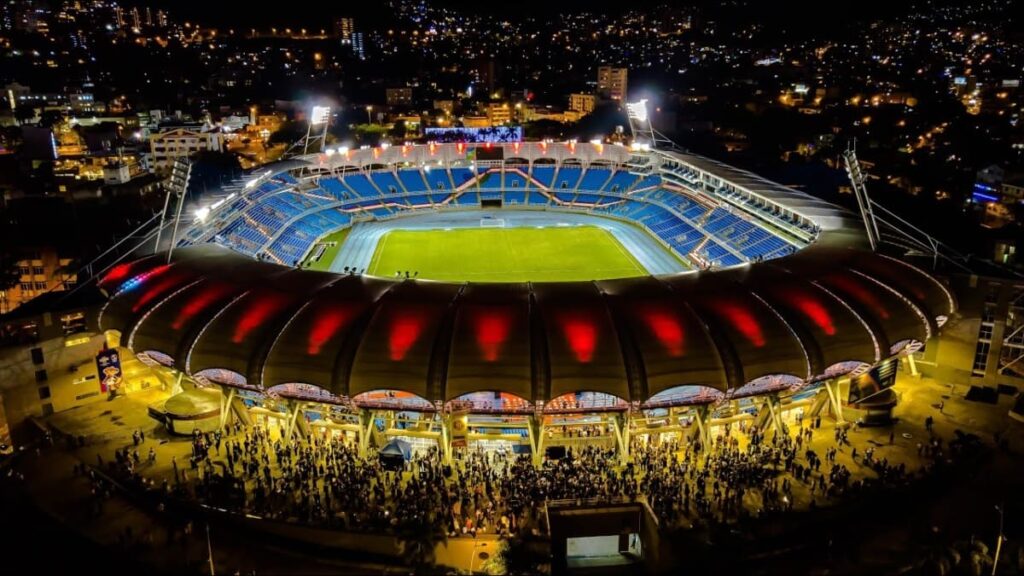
[311,106,331,126]
[338,146,349,155]
[324,148,336,156]
[626,99,649,124]
[194,206,210,222]
[625,98,673,149]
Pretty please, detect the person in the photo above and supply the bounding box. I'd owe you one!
[889,430,895,445]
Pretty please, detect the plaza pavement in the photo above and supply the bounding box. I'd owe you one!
[16,368,1024,574]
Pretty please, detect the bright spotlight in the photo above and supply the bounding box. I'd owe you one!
[311,106,331,126]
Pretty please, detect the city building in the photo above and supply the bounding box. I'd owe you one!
[336,17,354,45]
[433,100,455,116]
[569,93,597,115]
[1002,179,1024,204]
[0,247,77,315]
[486,102,512,125]
[351,32,365,59]
[386,87,413,107]
[597,66,628,101]
[102,162,131,185]
[147,124,224,174]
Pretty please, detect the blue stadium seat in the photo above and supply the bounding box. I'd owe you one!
[531,166,555,187]
[370,172,404,196]
[398,169,428,193]
[343,174,380,198]
[577,168,612,191]
[553,167,582,191]
[450,167,475,188]
[602,171,639,193]
[425,168,453,191]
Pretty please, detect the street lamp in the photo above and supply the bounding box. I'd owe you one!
[366,105,373,125]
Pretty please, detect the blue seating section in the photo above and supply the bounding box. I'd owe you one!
[344,174,379,198]
[478,172,503,190]
[425,169,452,190]
[398,170,428,193]
[504,172,528,190]
[531,166,555,187]
[201,166,795,268]
[504,190,526,204]
[450,168,475,188]
[371,172,404,196]
[602,171,639,193]
[553,167,582,190]
[577,168,611,191]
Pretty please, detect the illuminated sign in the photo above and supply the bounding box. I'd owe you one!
[424,126,522,143]
[95,348,123,393]
[848,358,898,404]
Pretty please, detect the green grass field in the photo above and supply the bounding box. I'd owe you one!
[302,228,350,270]
[367,226,648,282]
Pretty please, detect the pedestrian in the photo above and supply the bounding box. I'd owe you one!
[889,430,895,445]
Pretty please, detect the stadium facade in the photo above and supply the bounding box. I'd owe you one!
[95,142,955,456]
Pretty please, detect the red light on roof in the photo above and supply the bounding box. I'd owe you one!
[390,312,424,361]
[559,313,597,363]
[101,263,133,286]
[308,306,353,355]
[827,274,889,320]
[232,292,290,344]
[474,309,511,362]
[456,142,466,154]
[568,141,576,154]
[712,300,765,347]
[512,142,520,154]
[131,271,182,312]
[788,292,836,336]
[172,283,234,330]
[640,307,685,357]
[429,142,437,155]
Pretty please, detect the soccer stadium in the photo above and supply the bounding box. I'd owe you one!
[96,140,954,445]
[50,138,963,572]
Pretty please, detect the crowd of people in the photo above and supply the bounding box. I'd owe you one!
[93,411,948,543]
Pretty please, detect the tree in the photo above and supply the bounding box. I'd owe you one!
[497,535,548,575]
[38,110,65,129]
[267,120,308,146]
[389,119,408,140]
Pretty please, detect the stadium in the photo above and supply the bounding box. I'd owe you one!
[95,139,956,460]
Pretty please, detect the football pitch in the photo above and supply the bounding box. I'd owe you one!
[366,226,649,282]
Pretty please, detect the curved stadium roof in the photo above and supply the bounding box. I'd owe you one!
[98,239,955,408]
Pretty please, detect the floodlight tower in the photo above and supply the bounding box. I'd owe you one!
[303,105,332,155]
[625,99,673,149]
[285,105,333,159]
